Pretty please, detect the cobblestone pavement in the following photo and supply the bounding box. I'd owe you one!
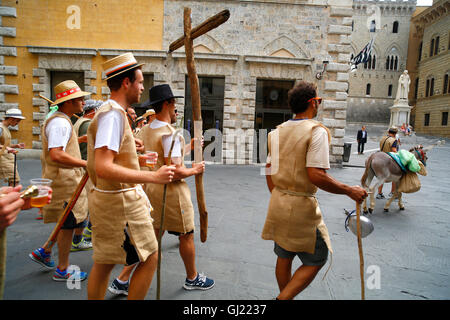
[3,126,449,300]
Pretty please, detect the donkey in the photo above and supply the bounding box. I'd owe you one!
[360,144,434,214]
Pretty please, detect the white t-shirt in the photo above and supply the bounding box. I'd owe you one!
[45,112,72,151]
[94,100,124,152]
[267,120,330,169]
[149,119,182,158]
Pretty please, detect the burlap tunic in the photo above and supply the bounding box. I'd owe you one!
[0,123,20,184]
[41,112,88,224]
[261,119,333,255]
[137,123,195,234]
[86,102,157,264]
[380,136,397,152]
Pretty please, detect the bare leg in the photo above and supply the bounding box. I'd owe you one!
[115,264,135,282]
[127,251,158,300]
[87,263,115,300]
[275,257,293,292]
[179,232,197,280]
[56,229,74,271]
[277,264,323,300]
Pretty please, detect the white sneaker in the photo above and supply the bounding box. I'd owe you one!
[71,238,93,252]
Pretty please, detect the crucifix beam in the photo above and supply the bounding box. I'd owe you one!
[168,9,230,53]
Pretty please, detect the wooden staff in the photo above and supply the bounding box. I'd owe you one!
[42,172,89,250]
[169,8,229,243]
[356,202,365,300]
[157,129,182,300]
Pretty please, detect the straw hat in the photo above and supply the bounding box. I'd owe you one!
[102,52,145,80]
[142,109,156,119]
[5,108,25,120]
[51,80,91,106]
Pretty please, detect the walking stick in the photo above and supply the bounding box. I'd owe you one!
[42,172,89,250]
[157,129,183,300]
[13,152,17,187]
[356,202,365,300]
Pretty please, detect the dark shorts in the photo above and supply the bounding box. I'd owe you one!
[123,229,140,266]
[167,229,194,237]
[61,211,88,230]
[274,229,328,266]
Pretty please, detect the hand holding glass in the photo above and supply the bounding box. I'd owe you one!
[29,178,52,208]
[145,151,158,169]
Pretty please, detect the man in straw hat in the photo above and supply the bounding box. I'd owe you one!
[261,81,367,299]
[107,84,214,295]
[28,80,91,282]
[0,108,26,186]
[86,52,175,300]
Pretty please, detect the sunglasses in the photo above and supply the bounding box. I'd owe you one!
[307,97,322,104]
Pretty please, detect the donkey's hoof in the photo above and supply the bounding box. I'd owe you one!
[368,208,373,214]
[400,207,405,211]
[384,208,389,212]
[363,209,369,214]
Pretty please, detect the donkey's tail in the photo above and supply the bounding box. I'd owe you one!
[361,153,375,188]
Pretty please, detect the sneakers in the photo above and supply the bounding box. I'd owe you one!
[29,247,55,270]
[82,226,92,241]
[388,192,394,198]
[108,278,129,296]
[53,267,87,282]
[70,238,93,252]
[183,273,215,291]
[376,193,385,199]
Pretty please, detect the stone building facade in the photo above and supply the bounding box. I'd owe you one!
[409,0,449,137]
[347,0,416,124]
[1,0,354,165]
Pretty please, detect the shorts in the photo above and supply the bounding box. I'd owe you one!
[274,229,328,266]
[123,229,140,266]
[61,211,88,230]
[167,229,194,237]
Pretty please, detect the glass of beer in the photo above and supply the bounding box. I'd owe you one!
[29,178,52,208]
[145,151,158,169]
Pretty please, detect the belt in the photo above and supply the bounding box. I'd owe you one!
[276,187,315,198]
[92,184,152,211]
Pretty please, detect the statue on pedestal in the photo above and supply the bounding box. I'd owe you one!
[395,70,410,102]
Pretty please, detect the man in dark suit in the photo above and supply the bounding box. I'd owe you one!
[357,125,367,154]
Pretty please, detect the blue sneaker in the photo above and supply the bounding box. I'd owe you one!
[52,267,88,282]
[29,247,55,270]
[108,278,129,296]
[183,273,215,291]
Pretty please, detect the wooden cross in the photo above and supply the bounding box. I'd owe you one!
[169,8,229,243]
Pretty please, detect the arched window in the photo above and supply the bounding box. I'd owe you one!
[418,42,422,61]
[393,21,399,33]
[444,74,449,94]
[394,56,398,71]
[426,79,430,97]
[434,36,440,55]
[414,77,419,99]
[372,55,376,69]
[430,38,435,57]
[388,84,393,97]
[430,78,434,96]
[386,56,390,70]
[390,56,394,70]
[366,83,371,95]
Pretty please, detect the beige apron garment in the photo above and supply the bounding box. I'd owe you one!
[137,123,195,234]
[0,123,20,184]
[41,112,88,224]
[380,136,396,152]
[86,102,157,265]
[73,116,94,193]
[261,119,333,277]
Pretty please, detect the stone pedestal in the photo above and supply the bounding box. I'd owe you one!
[389,99,412,128]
